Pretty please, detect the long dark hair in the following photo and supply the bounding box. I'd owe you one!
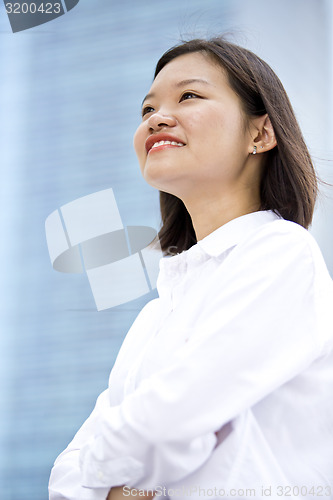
[152,37,318,255]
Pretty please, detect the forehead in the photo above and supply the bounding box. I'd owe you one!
[147,52,228,95]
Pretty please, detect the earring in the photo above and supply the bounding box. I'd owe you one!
[252,145,257,155]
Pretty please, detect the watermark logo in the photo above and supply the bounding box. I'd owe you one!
[3,0,80,33]
[45,188,162,310]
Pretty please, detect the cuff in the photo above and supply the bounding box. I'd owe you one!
[80,444,145,489]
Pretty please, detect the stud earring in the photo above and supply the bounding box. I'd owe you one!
[252,145,257,155]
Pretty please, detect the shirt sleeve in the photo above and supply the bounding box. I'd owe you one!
[78,222,330,492]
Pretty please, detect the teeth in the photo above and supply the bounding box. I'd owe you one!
[151,140,184,149]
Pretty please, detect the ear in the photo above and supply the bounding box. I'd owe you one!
[249,114,277,154]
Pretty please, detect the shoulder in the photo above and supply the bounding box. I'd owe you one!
[211,216,331,305]
[247,217,314,246]
[249,218,332,284]
[226,217,333,350]
[234,217,322,268]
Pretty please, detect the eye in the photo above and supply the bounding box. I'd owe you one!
[180,91,201,102]
[141,105,154,117]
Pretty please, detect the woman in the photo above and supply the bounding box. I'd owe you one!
[49,37,333,500]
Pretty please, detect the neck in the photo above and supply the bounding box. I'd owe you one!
[183,190,261,241]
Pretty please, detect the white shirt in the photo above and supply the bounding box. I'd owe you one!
[49,210,333,500]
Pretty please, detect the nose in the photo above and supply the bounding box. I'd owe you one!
[147,111,177,131]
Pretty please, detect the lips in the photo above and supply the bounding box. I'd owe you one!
[145,133,185,154]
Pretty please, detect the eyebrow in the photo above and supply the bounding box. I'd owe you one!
[141,78,211,106]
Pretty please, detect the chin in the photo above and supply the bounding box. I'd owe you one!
[142,163,189,197]
[143,175,177,196]
[143,165,170,189]
[144,175,169,192]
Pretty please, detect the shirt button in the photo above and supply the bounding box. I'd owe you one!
[97,470,104,480]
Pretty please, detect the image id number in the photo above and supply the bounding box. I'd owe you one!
[5,3,61,14]
[276,485,332,497]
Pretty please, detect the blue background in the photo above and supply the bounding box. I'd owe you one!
[0,1,332,498]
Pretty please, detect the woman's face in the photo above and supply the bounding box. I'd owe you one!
[134,52,258,202]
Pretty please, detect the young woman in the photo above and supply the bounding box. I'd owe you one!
[49,37,333,500]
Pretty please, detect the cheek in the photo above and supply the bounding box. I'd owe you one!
[133,125,145,162]
[186,106,230,144]
[200,103,244,135]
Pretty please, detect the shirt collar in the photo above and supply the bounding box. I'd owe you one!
[159,210,281,279]
[197,210,281,258]
[157,210,282,308]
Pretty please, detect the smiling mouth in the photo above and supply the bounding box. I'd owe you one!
[149,140,185,153]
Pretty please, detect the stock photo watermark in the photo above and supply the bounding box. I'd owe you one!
[122,484,332,498]
[45,188,162,310]
[3,0,80,32]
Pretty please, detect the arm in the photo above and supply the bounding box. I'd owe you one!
[79,222,326,492]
